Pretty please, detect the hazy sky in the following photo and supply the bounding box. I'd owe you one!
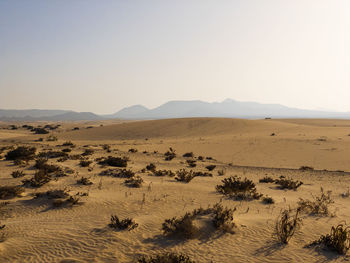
[1,0,349,114]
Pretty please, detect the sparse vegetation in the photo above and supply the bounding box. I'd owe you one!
[275,176,303,190]
[62,141,76,147]
[124,176,143,188]
[138,252,196,263]
[186,159,196,168]
[259,176,275,183]
[262,196,275,204]
[146,163,156,171]
[151,169,175,177]
[79,160,92,167]
[306,224,350,254]
[164,147,176,161]
[0,186,24,199]
[82,149,94,156]
[175,169,195,183]
[299,166,314,171]
[98,156,128,167]
[297,188,333,216]
[109,215,138,231]
[128,148,138,153]
[216,176,262,200]
[5,146,36,161]
[275,208,302,244]
[183,152,194,158]
[11,170,25,178]
[22,170,52,187]
[77,177,93,185]
[205,165,216,171]
[100,168,135,178]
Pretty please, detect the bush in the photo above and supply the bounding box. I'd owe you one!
[108,215,138,231]
[34,158,62,174]
[22,170,52,187]
[124,176,143,188]
[183,152,194,158]
[128,148,138,153]
[79,160,92,167]
[11,170,25,178]
[259,176,275,183]
[5,146,36,161]
[162,212,198,239]
[77,177,93,185]
[297,188,333,216]
[34,189,70,199]
[275,208,302,244]
[146,163,156,171]
[100,168,135,178]
[102,144,111,152]
[262,196,275,204]
[61,148,72,153]
[62,141,76,147]
[0,186,24,199]
[186,159,196,168]
[175,169,195,183]
[275,176,303,190]
[193,171,212,177]
[216,176,262,200]
[151,169,175,177]
[205,165,216,171]
[82,149,94,156]
[164,148,176,161]
[299,166,314,171]
[98,156,128,167]
[306,224,350,254]
[33,128,49,134]
[46,135,58,141]
[38,151,68,159]
[217,169,225,176]
[212,203,236,233]
[138,252,196,263]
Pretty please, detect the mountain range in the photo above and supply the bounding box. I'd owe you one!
[1,99,350,121]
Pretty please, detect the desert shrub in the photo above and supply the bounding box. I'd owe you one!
[262,196,275,204]
[79,160,92,167]
[13,159,27,166]
[11,170,25,178]
[128,148,138,153]
[175,169,195,183]
[100,168,135,178]
[0,186,24,199]
[164,148,176,161]
[52,194,82,208]
[5,146,36,161]
[205,165,216,171]
[259,176,275,183]
[151,169,175,177]
[212,203,236,233]
[275,208,302,244]
[216,176,262,200]
[124,176,143,188]
[22,170,52,187]
[217,169,225,176]
[109,215,138,231]
[82,149,94,156]
[275,176,303,190]
[297,188,333,216]
[34,158,62,174]
[38,151,67,159]
[68,154,82,160]
[306,224,350,254]
[102,144,111,152]
[206,157,213,160]
[197,156,204,161]
[299,166,314,171]
[137,252,196,263]
[193,171,212,177]
[162,212,198,239]
[183,152,194,158]
[61,148,71,153]
[186,159,196,168]
[98,156,128,167]
[146,163,156,171]
[62,141,75,147]
[33,128,49,134]
[77,177,93,185]
[46,135,58,141]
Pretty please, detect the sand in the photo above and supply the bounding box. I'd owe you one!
[0,118,350,262]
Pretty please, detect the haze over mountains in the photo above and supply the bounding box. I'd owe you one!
[1,99,350,121]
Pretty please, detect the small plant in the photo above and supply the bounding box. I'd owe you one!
[11,170,25,178]
[0,186,24,199]
[262,196,275,204]
[212,203,236,233]
[102,144,111,152]
[217,169,225,176]
[186,159,196,168]
[77,177,93,185]
[275,176,303,190]
[62,141,76,147]
[61,148,71,153]
[46,135,58,141]
[124,176,143,188]
[146,163,156,171]
[34,189,69,199]
[259,176,275,183]
[22,170,52,187]
[79,160,92,167]
[175,169,195,183]
[109,215,138,231]
[216,176,262,200]
[183,152,194,158]
[297,188,333,216]
[38,151,68,159]
[151,169,175,177]
[205,165,216,171]
[138,252,195,263]
[162,212,198,239]
[275,208,302,244]
[33,127,49,134]
[5,146,36,161]
[193,171,212,177]
[299,166,314,171]
[100,168,135,178]
[98,156,128,167]
[306,224,350,254]
[164,147,176,161]
[128,148,138,153]
[82,149,94,156]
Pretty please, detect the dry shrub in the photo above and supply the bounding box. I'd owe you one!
[193,171,212,177]
[275,208,302,244]
[11,170,25,178]
[146,163,156,171]
[38,151,68,159]
[98,156,128,167]
[0,186,24,199]
[275,176,303,190]
[205,165,216,171]
[77,177,93,185]
[5,146,36,161]
[62,141,76,147]
[298,188,333,216]
[306,224,350,254]
[109,215,138,231]
[299,166,314,171]
[259,176,275,183]
[128,148,138,153]
[100,168,135,178]
[34,189,69,199]
[79,160,92,167]
[186,159,196,168]
[262,196,275,204]
[22,170,52,187]
[151,169,175,177]
[183,152,194,158]
[138,252,195,263]
[164,148,176,161]
[175,169,195,183]
[216,176,262,200]
[124,176,143,188]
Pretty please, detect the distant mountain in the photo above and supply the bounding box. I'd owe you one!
[1,99,350,121]
[112,99,350,119]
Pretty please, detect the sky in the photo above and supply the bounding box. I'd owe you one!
[0,0,349,114]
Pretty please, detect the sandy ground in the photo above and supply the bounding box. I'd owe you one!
[0,118,350,262]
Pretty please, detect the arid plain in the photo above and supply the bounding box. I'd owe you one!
[1,118,350,262]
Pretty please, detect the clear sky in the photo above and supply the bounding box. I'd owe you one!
[0,0,349,114]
